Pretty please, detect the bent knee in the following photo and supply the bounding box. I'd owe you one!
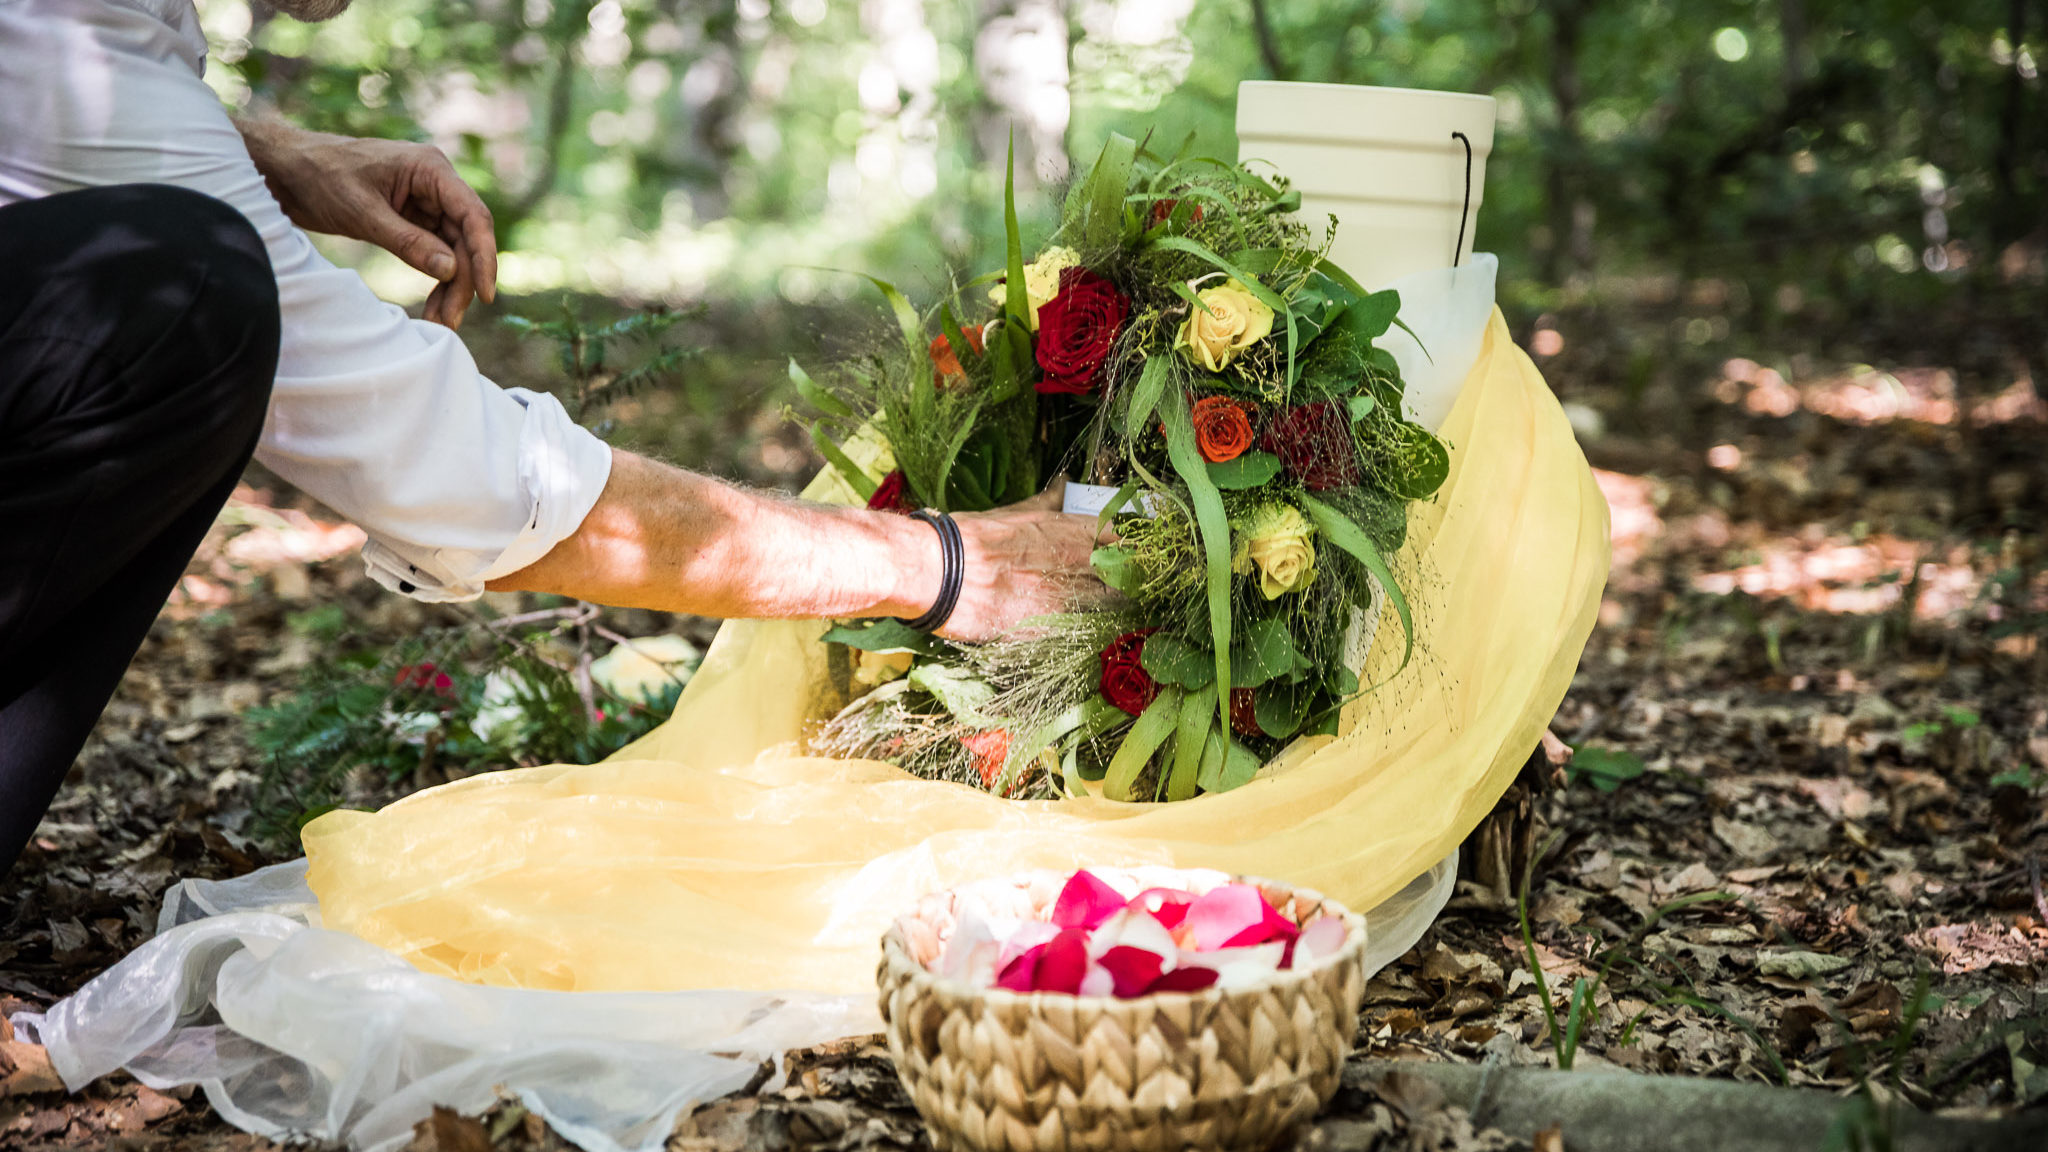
[0,185,282,447]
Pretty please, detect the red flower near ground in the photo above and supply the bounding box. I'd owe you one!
[393,661,455,700]
[1098,628,1161,716]
[867,470,914,514]
[1229,687,1261,738]
[1260,400,1360,491]
[1034,268,1129,395]
[1191,395,1256,463]
[959,729,1011,791]
[928,324,985,384]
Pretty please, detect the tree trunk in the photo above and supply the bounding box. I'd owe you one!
[1540,0,1589,286]
[1329,1061,2048,1152]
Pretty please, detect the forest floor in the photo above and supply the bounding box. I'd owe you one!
[3,302,2046,1151]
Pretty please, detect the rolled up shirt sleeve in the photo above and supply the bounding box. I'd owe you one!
[253,238,613,601]
[0,0,614,601]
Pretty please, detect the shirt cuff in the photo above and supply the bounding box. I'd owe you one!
[363,389,613,602]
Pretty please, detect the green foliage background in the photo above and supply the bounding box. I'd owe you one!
[199,0,2043,396]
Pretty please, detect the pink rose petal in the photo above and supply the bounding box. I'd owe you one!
[1079,963,1116,998]
[1223,899,1300,949]
[1098,945,1166,997]
[1086,908,1178,965]
[1032,928,1092,993]
[1195,941,1290,989]
[1052,870,1128,931]
[1185,884,1271,951]
[1129,887,1196,930]
[995,920,1059,974]
[996,943,1047,992]
[1296,915,1349,964]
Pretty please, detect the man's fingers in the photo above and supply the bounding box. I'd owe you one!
[1020,477,1067,511]
[423,278,454,328]
[375,211,460,283]
[412,150,500,305]
[458,200,498,304]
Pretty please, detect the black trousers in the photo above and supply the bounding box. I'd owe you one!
[0,184,280,875]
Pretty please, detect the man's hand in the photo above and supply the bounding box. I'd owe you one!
[235,115,497,329]
[940,485,1113,641]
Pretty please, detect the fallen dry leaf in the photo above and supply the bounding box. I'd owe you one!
[0,1038,63,1097]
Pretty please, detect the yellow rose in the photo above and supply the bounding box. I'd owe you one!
[1232,504,1317,599]
[852,648,915,689]
[988,246,1080,331]
[1176,278,1275,371]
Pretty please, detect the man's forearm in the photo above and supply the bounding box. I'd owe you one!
[485,450,939,622]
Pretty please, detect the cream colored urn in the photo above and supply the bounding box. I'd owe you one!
[1236,81,1498,290]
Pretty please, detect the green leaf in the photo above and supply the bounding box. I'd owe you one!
[1384,423,1450,500]
[1206,451,1282,490]
[1325,663,1360,697]
[1339,288,1402,342]
[1075,132,1138,254]
[1196,730,1262,793]
[1252,678,1310,740]
[1991,766,2045,790]
[982,315,1033,405]
[820,620,945,657]
[1095,480,1141,542]
[1347,394,1377,423]
[928,397,988,513]
[1059,697,1131,793]
[937,305,976,370]
[1090,545,1147,598]
[1123,354,1172,442]
[1140,632,1214,689]
[1299,492,1415,673]
[1003,699,1097,796]
[789,358,850,418]
[908,663,996,726]
[1566,745,1647,793]
[1103,687,1183,801]
[1231,615,1300,689]
[1159,386,1235,730]
[809,426,878,501]
[1165,685,1217,802]
[1002,132,1029,329]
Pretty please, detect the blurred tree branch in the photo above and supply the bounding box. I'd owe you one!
[1247,0,1293,82]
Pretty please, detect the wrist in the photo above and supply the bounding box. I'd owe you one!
[869,510,945,621]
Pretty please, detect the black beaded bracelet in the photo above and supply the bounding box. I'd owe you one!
[897,508,964,634]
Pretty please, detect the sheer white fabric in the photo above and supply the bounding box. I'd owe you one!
[10,854,1450,1152]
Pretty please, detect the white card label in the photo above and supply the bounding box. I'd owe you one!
[1062,482,1156,519]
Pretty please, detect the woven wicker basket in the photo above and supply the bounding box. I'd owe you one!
[877,870,1368,1152]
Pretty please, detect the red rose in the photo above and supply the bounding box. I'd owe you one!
[1099,628,1160,716]
[1229,687,1261,738]
[867,470,913,514]
[1034,267,1128,395]
[1260,400,1360,491]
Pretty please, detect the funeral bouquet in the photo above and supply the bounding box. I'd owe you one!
[800,135,1448,802]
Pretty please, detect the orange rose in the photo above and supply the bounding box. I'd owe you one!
[960,728,1010,791]
[1191,395,1255,463]
[929,325,986,385]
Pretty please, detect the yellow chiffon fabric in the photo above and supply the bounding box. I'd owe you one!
[302,310,1609,995]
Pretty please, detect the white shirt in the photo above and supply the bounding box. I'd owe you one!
[0,0,614,601]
